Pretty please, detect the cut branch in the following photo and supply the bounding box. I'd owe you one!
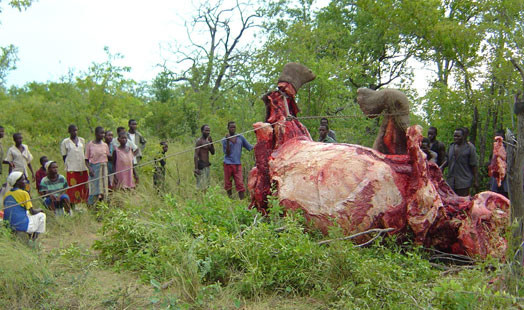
[317,228,394,245]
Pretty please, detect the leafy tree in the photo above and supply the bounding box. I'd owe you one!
[0,0,34,86]
[166,0,261,108]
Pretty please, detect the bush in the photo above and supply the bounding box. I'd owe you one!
[93,188,523,308]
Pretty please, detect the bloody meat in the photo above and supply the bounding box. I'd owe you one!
[249,87,510,259]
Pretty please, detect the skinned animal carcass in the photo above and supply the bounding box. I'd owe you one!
[248,68,510,259]
[488,136,507,187]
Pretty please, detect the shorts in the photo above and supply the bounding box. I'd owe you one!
[196,166,210,189]
[27,212,46,234]
[44,194,70,208]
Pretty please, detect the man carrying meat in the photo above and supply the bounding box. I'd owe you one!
[488,130,508,198]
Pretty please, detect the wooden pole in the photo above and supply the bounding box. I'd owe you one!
[509,58,524,264]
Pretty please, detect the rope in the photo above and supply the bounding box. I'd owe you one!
[297,112,408,120]
[1,120,285,212]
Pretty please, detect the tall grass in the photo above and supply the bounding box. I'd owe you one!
[0,228,53,308]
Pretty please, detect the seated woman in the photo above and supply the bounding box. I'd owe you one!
[39,161,71,215]
[3,171,46,240]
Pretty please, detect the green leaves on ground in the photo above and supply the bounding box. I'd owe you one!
[93,188,522,308]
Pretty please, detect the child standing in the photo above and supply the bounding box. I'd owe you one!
[113,132,135,190]
[35,156,48,195]
[153,141,168,191]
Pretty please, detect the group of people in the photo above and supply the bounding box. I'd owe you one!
[408,126,505,198]
[0,120,155,240]
[419,127,479,197]
[194,121,253,200]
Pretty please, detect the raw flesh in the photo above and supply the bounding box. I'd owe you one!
[249,86,510,259]
[488,136,507,187]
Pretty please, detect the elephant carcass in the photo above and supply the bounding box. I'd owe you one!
[249,123,510,259]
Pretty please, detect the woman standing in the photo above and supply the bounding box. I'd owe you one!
[85,127,110,206]
[61,125,88,205]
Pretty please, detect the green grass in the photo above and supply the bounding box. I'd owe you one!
[92,185,524,309]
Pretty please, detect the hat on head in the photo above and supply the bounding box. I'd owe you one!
[278,62,316,93]
[7,171,24,187]
[45,161,56,171]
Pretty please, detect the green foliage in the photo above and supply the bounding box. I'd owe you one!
[93,187,522,308]
[0,45,18,86]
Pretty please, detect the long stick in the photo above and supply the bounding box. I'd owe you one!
[317,228,394,246]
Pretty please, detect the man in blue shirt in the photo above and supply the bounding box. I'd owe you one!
[222,121,253,199]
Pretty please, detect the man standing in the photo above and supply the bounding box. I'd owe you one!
[318,125,336,143]
[222,121,253,199]
[126,121,145,184]
[153,141,169,192]
[444,128,478,197]
[194,125,215,190]
[320,118,336,141]
[427,126,446,167]
[127,119,146,163]
[5,133,34,187]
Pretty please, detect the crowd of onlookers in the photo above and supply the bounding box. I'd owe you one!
[0,116,507,242]
[0,120,162,241]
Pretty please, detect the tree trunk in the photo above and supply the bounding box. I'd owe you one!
[507,114,524,264]
[470,105,479,146]
[509,58,524,264]
[478,109,489,171]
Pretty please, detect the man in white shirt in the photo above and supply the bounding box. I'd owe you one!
[5,133,34,188]
[127,119,146,184]
[127,119,146,163]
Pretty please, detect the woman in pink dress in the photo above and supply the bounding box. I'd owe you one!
[113,132,135,190]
